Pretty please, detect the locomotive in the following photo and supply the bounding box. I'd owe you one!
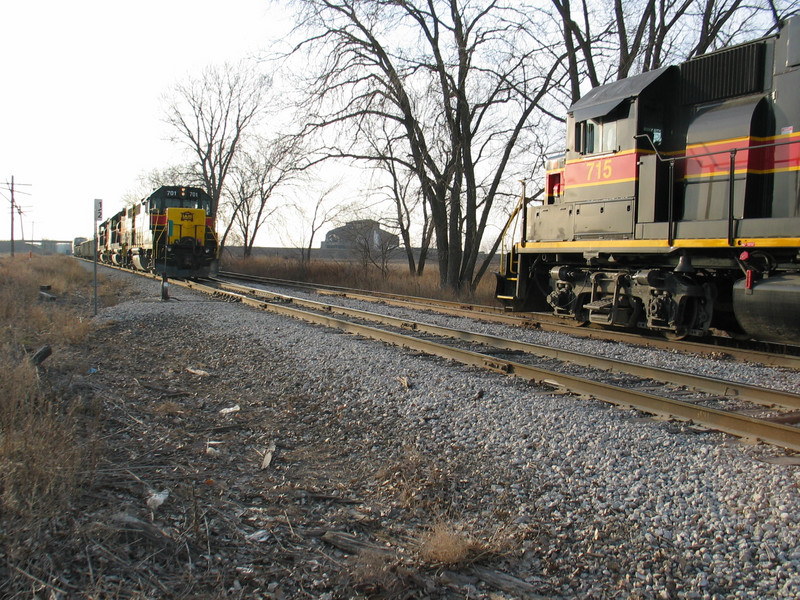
[496,17,800,344]
[75,186,218,278]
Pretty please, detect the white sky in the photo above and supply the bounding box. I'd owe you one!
[0,0,290,243]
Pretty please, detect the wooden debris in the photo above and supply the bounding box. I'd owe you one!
[765,410,800,425]
[471,565,547,598]
[306,491,362,504]
[261,442,276,469]
[135,379,190,397]
[31,345,52,366]
[440,569,478,588]
[321,531,394,556]
[758,455,800,466]
[111,513,174,546]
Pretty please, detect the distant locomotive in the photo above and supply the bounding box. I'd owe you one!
[496,17,800,344]
[75,186,218,278]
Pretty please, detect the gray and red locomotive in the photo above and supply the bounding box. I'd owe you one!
[496,17,800,344]
[75,186,218,278]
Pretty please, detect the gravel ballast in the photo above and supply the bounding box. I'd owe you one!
[94,268,800,599]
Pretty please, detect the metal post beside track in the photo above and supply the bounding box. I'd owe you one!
[161,271,169,301]
[93,199,102,316]
[161,230,169,301]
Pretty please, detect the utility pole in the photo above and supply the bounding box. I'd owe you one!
[10,176,14,257]
[4,177,32,257]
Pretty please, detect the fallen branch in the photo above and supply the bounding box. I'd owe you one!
[471,565,547,598]
[321,531,394,556]
[31,345,52,366]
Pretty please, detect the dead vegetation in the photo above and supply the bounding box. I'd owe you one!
[418,523,478,566]
[0,256,109,520]
[222,255,499,306]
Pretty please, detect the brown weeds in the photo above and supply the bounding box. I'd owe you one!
[376,446,451,510]
[0,255,95,346]
[0,389,85,516]
[0,257,105,526]
[222,254,500,305]
[418,522,478,565]
[349,551,407,595]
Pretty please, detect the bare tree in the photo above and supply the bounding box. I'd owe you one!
[164,61,269,224]
[364,122,434,276]
[120,165,201,208]
[384,159,431,276]
[552,0,799,91]
[286,184,345,263]
[290,0,564,292]
[548,0,610,103]
[221,136,304,256]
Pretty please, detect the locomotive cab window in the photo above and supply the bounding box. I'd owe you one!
[643,126,662,146]
[576,119,617,155]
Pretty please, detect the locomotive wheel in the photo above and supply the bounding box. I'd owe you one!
[663,328,689,341]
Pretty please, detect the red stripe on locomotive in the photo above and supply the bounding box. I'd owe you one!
[564,151,638,187]
[686,135,800,177]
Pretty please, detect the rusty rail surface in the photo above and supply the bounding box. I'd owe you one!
[184,277,800,453]
[217,270,800,369]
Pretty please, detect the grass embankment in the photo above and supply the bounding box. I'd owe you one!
[0,256,113,578]
[222,254,500,306]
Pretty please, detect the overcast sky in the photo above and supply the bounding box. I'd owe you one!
[0,0,290,243]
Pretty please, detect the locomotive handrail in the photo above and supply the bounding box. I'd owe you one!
[635,133,800,165]
[635,134,800,246]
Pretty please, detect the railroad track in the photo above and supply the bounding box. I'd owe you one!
[75,261,800,451]
[218,270,800,369]
[177,275,800,453]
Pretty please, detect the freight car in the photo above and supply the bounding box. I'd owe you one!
[76,186,218,278]
[496,17,800,344]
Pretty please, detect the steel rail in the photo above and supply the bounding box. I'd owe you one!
[216,270,800,370]
[199,278,800,411]
[82,261,800,369]
[217,269,506,313]
[184,279,800,452]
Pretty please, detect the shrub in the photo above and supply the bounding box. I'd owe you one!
[418,522,480,565]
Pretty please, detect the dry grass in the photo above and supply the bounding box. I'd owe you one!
[222,253,500,306]
[0,255,95,346]
[0,255,112,597]
[418,522,478,565]
[349,551,407,595]
[0,256,106,516]
[0,359,86,516]
[376,446,451,510]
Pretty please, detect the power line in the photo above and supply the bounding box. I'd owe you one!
[3,177,33,257]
